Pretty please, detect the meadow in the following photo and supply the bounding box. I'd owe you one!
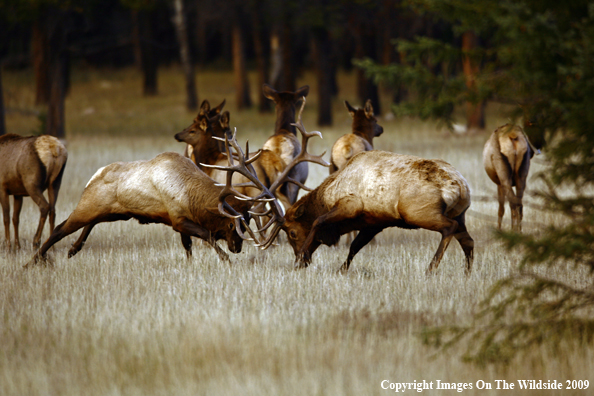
[1,66,592,395]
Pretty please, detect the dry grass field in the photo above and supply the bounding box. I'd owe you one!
[1,66,592,395]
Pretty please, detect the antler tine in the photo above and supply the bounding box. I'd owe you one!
[266,97,330,198]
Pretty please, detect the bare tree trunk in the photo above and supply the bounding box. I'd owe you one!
[138,10,158,96]
[462,30,485,132]
[232,24,251,110]
[312,30,333,126]
[131,10,142,69]
[354,23,381,115]
[45,9,67,139]
[251,5,271,112]
[0,64,5,136]
[172,0,198,111]
[280,23,295,92]
[32,19,50,106]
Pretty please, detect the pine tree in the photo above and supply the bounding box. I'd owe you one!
[359,0,594,365]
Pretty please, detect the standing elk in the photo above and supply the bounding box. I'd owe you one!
[483,124,535,232]
[174,106,292,210]
[184,99,226,163]
[217,101,474,276]
[25,152,258,267]
[329,100,384,174]
[262,83,310,204]
[0,134,68,250]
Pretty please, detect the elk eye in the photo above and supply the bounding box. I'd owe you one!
[289,230,297,240]
[228,222,234,230]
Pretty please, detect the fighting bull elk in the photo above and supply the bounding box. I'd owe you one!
[262,84,310,204]
[217,101,474,275]
[329,100,384,174]
[483,124,535,232]
[0,134,68,250]
[25,152,261,267]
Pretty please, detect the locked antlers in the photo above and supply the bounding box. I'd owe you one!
[206,97,329,248]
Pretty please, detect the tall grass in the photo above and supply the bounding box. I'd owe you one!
[1,66,591,395]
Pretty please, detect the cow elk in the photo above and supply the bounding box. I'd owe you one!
[183,99,226,163]
[175,104,292,210]
[220,109,474,276]
[0,134,68,250]
[329,100,384,173]
[262,83,310,204]
[483,124,535,232]
[25,152,259,267]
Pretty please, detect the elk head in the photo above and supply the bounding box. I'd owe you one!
[345,99,383,143]
[262,84,310,134]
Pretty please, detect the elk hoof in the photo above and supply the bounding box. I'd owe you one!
[23,254,52,269]
[68,247,80,258]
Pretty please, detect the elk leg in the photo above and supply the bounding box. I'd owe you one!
[68,223,97,258]
[180,233,192,258]
[513,173,527,232]
[12,196,23,250]
[497,185,506,230]
[418,216,458,276]
[452,216,474,275]
[25,218,88,267]
[338,228,382,273]
[28,189,51,249]
[297,196,364,268]
[174,219,229,262]
[0,191,11,249]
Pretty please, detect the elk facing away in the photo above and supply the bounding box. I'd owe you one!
[219,104,474,276]
[262,83,310,204]
[483,124,534,232]
[25,152,257,267]
[329,100,384,174]
[0,134,67,250]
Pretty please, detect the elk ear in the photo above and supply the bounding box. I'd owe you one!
[364,99,374,119]
[205,206,220,216]
[199,100,211,116]
[344,101,356,118]
[220,111,230,129]
[199,118,209,132]
[262,84,278,100]
[294,203,305,219]
[212,99,226,114]
[295,85,309,99]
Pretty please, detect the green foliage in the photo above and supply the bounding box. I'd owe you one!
[362,0,594,365]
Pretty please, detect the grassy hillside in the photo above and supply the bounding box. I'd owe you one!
[1,66,591,395]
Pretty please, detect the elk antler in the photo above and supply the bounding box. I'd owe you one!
[255,97,330,249]
[203,130,283,244]
[205,98,329,250]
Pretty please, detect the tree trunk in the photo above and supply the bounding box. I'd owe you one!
[45,9,67,139]
[251,5,271,112]
[462,30,485,132]
[172,0,198,111]
[312,30,333,126]
[32,19,50,105]
[354,24,381,115]
[0,64,5,136]
[138,10,158,96]
[232,24,251,110]
[131,10,142,69]
[280,23,295,92]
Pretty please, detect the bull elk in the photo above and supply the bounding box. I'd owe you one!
[0,134,68,250]
[483,124,535,232]
[262,83,310,204]
[329,100,384,173]
[218,101,474,276]
[24,152,259,267]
